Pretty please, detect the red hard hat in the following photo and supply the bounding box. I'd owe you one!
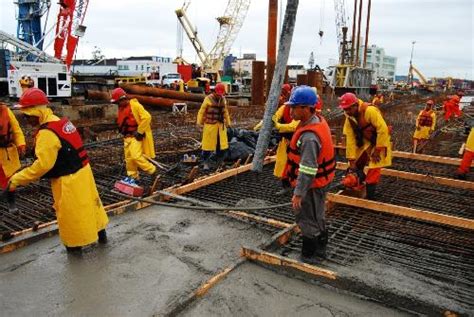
[281,84,292,95]
[215,83,226,96]
[339,93,358,109]
[110,87,127,103]
[17,88,49,108]
[426,99,434,105]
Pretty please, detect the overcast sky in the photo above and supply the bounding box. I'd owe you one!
[1,0,472,79]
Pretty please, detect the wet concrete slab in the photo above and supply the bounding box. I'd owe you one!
[182,262,411,317]
[0,205,271,316]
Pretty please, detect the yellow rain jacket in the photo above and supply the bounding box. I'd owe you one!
[0,107,25,178]
[272,105,300,177]
[122,99,156,178]
[466,128,474,153]
[343,100,392,168]
[10,107,109,247]
[413,109,436,140]
[197,95,231,151]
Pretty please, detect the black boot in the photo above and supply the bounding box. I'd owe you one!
[98,229,108,244]
[6,191,18,213]
[315,231,328,259]
[300,236,319,264]
[66,246,82,254]
[366,184,377,200]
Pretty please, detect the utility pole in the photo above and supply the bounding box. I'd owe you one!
[407,40,416,88]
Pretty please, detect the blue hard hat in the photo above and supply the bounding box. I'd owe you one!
[285,85,317,107]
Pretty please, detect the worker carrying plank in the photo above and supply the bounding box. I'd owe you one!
[339,92,392,200]
[196,82,231,171]
[413,100,436,153]
[282,86,336,264]
[8,88,109,253]
[0,102,26,213]
[110,88,156,184]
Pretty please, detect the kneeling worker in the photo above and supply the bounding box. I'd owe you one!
[8,88,109,253]
[110,88,156,183]
[282,86,336,263]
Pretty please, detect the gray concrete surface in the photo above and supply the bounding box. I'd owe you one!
[182,262,412,317]
[0,205,271,316]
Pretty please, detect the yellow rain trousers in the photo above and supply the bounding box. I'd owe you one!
[124,99,156,178]
[413,110,436,140]
[0,108,26,178]
[10,107,109,247]
[272,105,300,177]
[197,95,231,151]
[343,102,392,168]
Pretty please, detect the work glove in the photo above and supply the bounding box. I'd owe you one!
[134,132,145,141]
[370,148,382,164]
[17,144,26,159]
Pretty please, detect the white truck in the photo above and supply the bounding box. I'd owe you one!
[8,61,71,98]
[161,73,182,88]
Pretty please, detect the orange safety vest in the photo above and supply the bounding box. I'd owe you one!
[418,110,433,127]
[284,115,335,188]
[0,105,12,147]
[348,102,379,147]
[117,104,138,136]
[204,96,226,124]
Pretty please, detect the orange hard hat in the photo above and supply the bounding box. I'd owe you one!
[215,83,226,96]
[110,87,127,103]
[339,93,358,109]
[16,88,49,109]
[281,83,292,95]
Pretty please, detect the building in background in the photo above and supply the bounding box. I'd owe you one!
[360,44,397,83]
[231,53,256,77]
[287,65,306,82]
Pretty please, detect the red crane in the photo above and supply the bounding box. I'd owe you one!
[54,0,89,69]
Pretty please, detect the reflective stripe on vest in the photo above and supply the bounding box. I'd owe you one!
[40,118,89,179]
[284,115,335,188]
[0,105,12,147]
[117,104,138,136]
[418,110,433,127]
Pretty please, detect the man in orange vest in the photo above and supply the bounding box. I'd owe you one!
[339,92,392,200]
[413,100,436,153]
[282,86,336,263]
[110,88,156,183]
[8,88,108,253]
[0,102,26,212]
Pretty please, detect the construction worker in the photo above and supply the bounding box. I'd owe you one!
[339,92,392,200]
[19,75,34,93]
[197,82,231,170]
[413,100,436,153]
[282,86,335,263]
[372,92,384,108]
[0,102,26,213]
[455,127,474,180]
[443,94,462,121]
[110,88,156,183]
[8,88,109,253]
[178,80,185,93]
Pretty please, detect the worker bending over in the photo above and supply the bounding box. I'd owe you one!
[413,100,436,153]
[455,127,474,180]
[443,92,462,121]
[339,92,392,200]
[110,88,156,183]
[197,83,231,170]
[8,88,108,253]
[0,102,26,212]
[283,86,335,263]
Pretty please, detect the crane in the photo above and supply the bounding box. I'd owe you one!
[15,0,51,51]
[175,0,251,80]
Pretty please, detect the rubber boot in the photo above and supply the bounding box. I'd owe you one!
[66,246,82,254]
[366,184,377,200]
[315,231,328,259]
[6,191,18,213]
[98,229,108,244]
[300,236,319,264]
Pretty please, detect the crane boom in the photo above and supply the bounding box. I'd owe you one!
[175,8,208,66]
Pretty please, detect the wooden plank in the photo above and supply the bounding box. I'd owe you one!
[241,246,337,280]
[336,162,474,190]
[226,210,293,229]
[327,193,474,230]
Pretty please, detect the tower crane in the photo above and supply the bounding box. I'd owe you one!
[175,0,251,80]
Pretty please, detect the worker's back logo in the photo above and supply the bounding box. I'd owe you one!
[62,121,77,134]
